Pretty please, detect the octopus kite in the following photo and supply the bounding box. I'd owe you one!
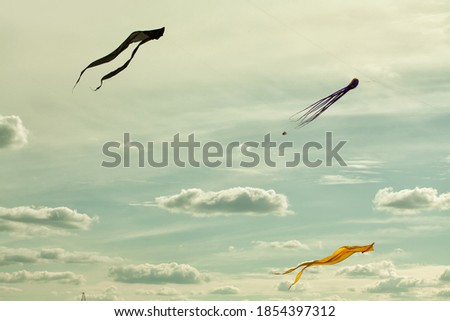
[290,78,359,128]
[74,27,165,90]
[274,242,374,289]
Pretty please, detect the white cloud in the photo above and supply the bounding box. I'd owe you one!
[373,187,450,214]
[109,262,208,284]
[346,159,383,170]
[0,286,22,292]
[0,206,98,237]
[439,269,450,282]
[336,261,397,278]
[276,280,308,292]
[0,247,122,266]
[0,270,84,285]
[252,240,309,250]
[209,285,240,295]
[437,289,450,298]
[319,175,379,185]
[155,187,291,217]
[0,115,29,149]
[366,276,421,293]
[136,287,181,297]
[83,286,119,301]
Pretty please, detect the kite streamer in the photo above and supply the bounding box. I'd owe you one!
[274,242,374,289]
[290,78,359,128]
[74,27,165,90]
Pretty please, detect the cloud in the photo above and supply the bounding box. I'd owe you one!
[209,285,240,295]
[0,115,29,149]
[0,270,84,285]
[0,247,122,266]
[0,286,22,293]
[136,287,181,297]
[252,240,309,250]
[373,187,450,214]
[336,261,397,278]
[439,269,450,282]
[84,286,119,301]
[346,159,383,170]
[366,276,421,293]
[437,289,450,298]
[276,280,308,292]
[155,187,290,217]
[109,262,208,284]
[319,175,379,185]
[0,206,98,237]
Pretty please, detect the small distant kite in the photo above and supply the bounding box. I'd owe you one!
[74,27,165,90]
[273,242,374,289]
[290,78,359,128]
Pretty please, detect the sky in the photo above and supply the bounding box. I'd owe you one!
[1,0,450,300]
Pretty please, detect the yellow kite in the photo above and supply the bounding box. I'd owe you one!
[274,242,375,289]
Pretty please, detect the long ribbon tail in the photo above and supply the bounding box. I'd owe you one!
[93,38,150,91]
[272,261,312,276]
[272,263,312,289]
[289,266,309,289]
[73,27,164,90]
[73,31,142,90]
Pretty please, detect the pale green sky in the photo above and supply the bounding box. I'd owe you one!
[1,0,450,300]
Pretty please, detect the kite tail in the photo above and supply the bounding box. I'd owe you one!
[94,38,151,91]
[289,266,309,289]
[73,32,143,90]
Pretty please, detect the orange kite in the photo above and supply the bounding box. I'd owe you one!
[274,242,375,289]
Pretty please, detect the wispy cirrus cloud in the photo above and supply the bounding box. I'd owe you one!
[155,187,291,217]
[136,287,181,297]
[0,115,29,149]
[319,174,380,185]
[0,206,98,237]
[0,270,84,285]
[346,159,383,170]
[109,262,209,284]
[0,247,122,266]
[0,286,22,293]
[252,240,309,250]
[373,187,450,214]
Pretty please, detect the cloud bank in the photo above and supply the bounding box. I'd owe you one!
[155,187,290,217]
[0,115,29,149]
[373,187,450,214]
[0,270,84,285]
[336,261,397,278]
[366,276,421,293]
[0,206,98,237]
[109,262,208,284]
[0,247,121,266]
